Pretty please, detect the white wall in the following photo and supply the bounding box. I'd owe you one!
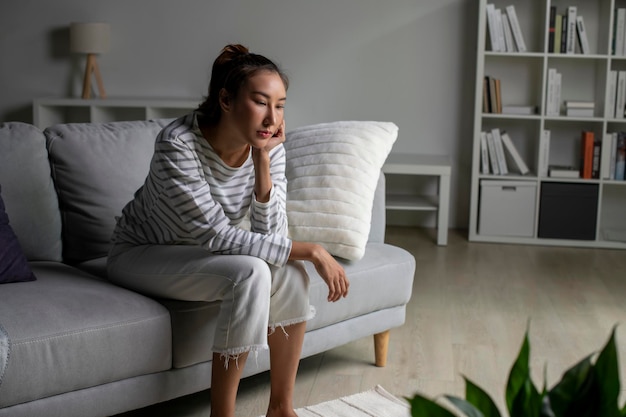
[0,0,478,229]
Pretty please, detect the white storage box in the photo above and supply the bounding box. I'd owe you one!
[479,180,537,237]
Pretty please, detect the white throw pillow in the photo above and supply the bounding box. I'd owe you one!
[284,121,398,260]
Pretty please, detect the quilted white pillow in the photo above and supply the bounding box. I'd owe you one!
[284,121,398,260]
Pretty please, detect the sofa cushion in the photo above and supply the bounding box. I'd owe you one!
[0,262,172,408]
[45,119,170,262]
[0,122,62,262]
[284,121,397,260]
[0,188,36,283]
[305,242,415,332]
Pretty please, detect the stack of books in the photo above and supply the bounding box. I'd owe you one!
[480,128,530,176]
[565,100,594,117]
[607,70,626,118]
[548,6,590,54]
[486,4,526,53]
[545,69,562,116]
[603,132,626,180]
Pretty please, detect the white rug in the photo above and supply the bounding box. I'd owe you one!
[265,385,411,417]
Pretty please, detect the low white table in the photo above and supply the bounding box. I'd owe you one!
[383,154,451,246]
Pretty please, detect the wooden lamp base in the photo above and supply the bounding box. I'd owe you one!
[81,53,107,99]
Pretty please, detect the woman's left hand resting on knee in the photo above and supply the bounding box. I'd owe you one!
[289,241,349,302]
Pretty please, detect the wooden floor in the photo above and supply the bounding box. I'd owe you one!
[116,227,626,416]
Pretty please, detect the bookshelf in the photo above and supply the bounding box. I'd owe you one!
[470,0,626,249]
[33,97,200,128]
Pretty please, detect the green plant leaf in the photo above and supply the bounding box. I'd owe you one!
[406,393,457,417]
[593,326,621,417]
[444,395,486,417]
[506,326,532,413]
[548,353,596,417]
[510,377,543,417]
[462,377,501,417]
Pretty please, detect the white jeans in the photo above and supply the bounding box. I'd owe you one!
[107,243,314,357]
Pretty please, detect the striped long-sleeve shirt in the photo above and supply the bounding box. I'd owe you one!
[111,112,292,267]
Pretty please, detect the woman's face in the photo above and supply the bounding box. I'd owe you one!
[228,70,286,149]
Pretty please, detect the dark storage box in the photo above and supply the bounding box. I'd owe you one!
[538,182,599,240]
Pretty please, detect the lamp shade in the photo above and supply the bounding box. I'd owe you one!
[70,22,110,54]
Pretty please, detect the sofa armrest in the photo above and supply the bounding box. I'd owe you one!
[368,172,386,244]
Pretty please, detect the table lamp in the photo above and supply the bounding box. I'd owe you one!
[70,22,110,99]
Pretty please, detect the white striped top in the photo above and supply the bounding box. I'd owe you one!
[112,112,292,267]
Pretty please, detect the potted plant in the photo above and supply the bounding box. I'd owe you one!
[407,325,625,417]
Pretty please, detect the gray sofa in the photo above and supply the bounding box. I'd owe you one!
[0,119,416,417]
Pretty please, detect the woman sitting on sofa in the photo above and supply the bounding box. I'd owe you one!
[106,44,349,417]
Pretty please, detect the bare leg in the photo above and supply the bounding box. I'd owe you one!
[266,322,306,417]
[210,351,249,417]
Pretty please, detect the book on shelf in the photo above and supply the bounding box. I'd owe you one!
[486,4,501,52]
[505,5,526,52]
[616,71,626,119]
[483,75,502,113]
[538,130,551,178]
[500,130,530,175]
[565,100,594,108]
[575,15,590,54]
[486,131,500,175]
[501,13,516,52]
[549,165,580,179]
[480,132,490,174]
[601,133,615,179]
[491,128,508,174]
[546,69,562,116]
[580,130,595,179]
[607,70,617,118]
[592,141,600,179]
[566,6,577,54]
[554,14,563,53]
[615,8,626,56]
[560,13,568,52]
[615,132,626,181]
[548,6,556,53]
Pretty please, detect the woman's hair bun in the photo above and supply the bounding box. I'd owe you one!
[215,44,250,66]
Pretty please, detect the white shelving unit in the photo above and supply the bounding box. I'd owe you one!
[33,97,201,129]
[470,0,626,249]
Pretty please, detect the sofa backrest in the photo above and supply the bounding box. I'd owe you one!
[45,120,170,263]
[0,122,63,261]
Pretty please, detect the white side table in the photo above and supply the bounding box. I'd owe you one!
[383,154,451,246]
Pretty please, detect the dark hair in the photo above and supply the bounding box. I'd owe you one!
[197,44,289,125]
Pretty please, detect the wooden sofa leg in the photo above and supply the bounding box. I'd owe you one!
[374,330,390,367]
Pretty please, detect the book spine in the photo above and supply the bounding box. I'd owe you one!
[495,78,502,113]
[489,76,498,114]
[506,5,527,52]
[546,69,556,115]
[581,130,594,179]
[566,6,577,54]
[494,9,506,53]
[486,131,500,175]
[616,133,626,180]
[548,6,556,53]
[486,4,500,52]
[601,133,613,179]
[610,132,618,179]
[538,130,551,177]
[607,70,617,118]
[576,16,590,55]
[616,71,626,119]
[561,14,568,53]
[480,132,490,174]
[617,9,626,56]
[500,131,530,175]
[491,128,508,174]
[554,72,562,115]
[554,14,563,54]
[501,14,516,52]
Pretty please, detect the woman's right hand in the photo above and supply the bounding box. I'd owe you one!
[309,244,349,302]
[290,242,349,302]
